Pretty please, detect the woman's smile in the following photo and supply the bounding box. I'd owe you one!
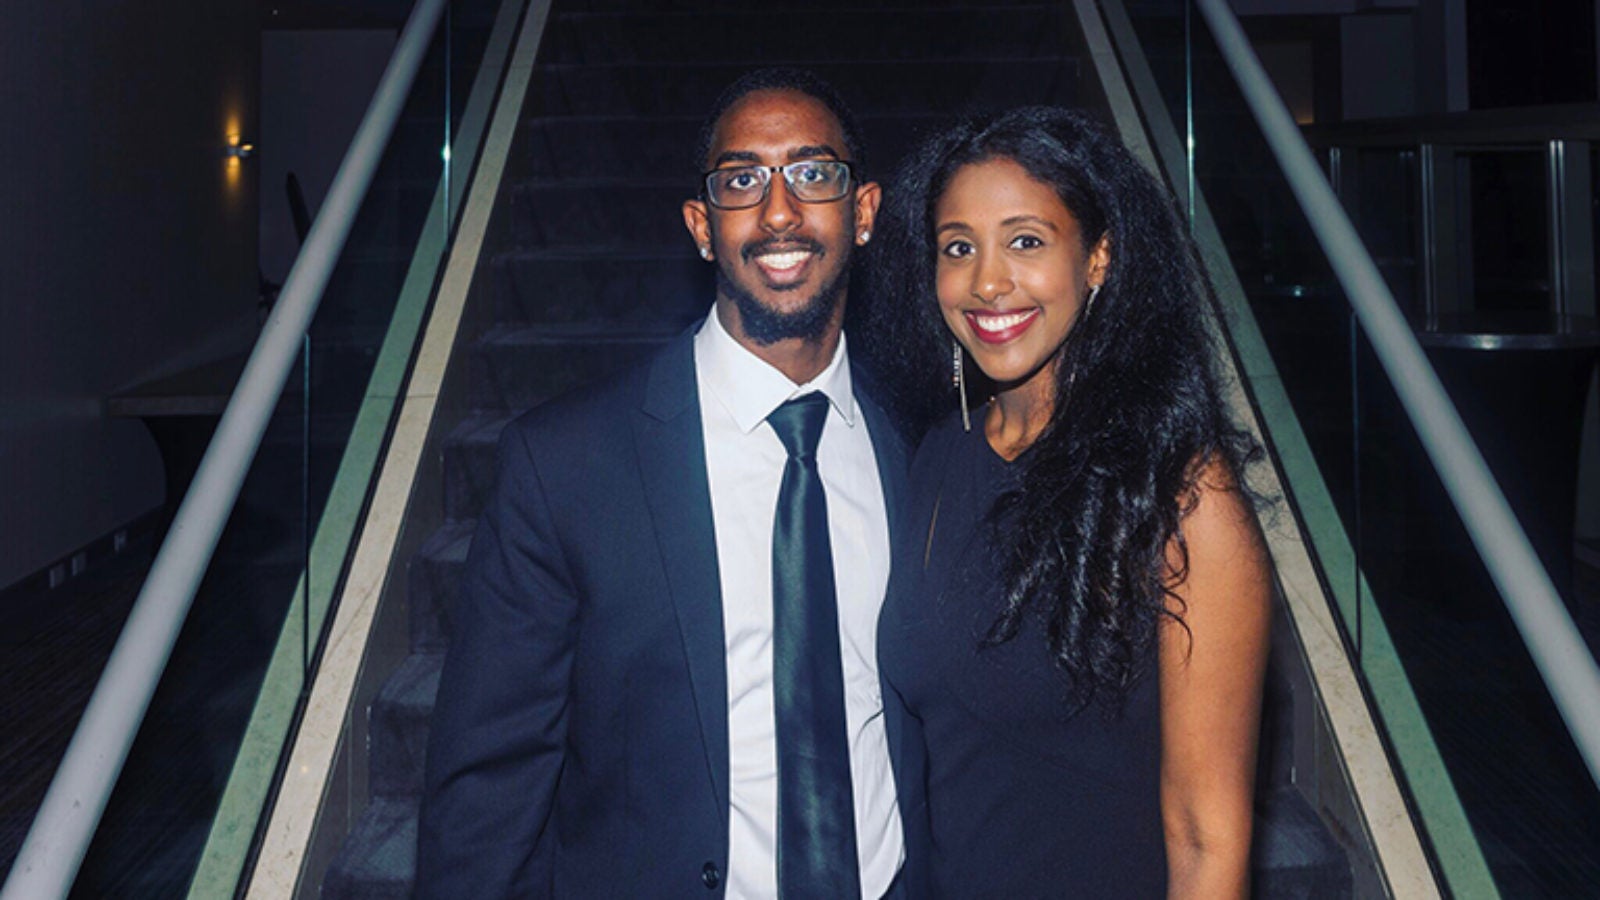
[965,308,1041,343]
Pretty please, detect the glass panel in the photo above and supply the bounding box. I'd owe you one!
[70,349,315,898]
[1349,148,1421,318]
[1354,327,1600,894]
[1111,0,1600,895]
[1120,0,1367,637]
[1465,149,1550,313]
[67,2,505,894]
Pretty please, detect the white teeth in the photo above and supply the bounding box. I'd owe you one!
[972,310,1038,332]
[757,250,810,270]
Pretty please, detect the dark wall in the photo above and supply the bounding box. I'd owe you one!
[1468,0,1597,108]
[0,1,259,588]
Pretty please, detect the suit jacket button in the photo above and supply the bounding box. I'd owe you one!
[701,861,721,889]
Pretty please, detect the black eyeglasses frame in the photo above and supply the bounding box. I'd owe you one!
[699,160,856,210]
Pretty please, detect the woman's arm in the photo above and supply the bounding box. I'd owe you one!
[1158,462,1273,900]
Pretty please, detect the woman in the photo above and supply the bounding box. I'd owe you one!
[866,107,1272,897]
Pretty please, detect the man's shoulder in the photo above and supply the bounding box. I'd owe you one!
[505,358,645,436]
[500,328,693,451]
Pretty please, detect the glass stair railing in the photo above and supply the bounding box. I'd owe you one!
[0,0,512,896]
[1103,0,1600,895]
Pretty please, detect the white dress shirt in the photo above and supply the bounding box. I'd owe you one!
[694,310,902,899]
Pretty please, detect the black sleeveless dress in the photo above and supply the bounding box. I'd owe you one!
[879,414,1166,898]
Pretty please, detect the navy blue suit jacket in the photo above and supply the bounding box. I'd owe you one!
[417,329,929,898]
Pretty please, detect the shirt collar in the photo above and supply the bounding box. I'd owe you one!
[695,306,859,434]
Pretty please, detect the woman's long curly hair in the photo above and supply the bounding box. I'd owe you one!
[860,106,1260,710]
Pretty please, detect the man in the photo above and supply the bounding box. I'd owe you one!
[417,68,925,898]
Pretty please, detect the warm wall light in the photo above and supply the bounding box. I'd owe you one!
[222,111,252,201]
[224,134,252,190]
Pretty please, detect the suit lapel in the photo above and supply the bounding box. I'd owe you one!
[635,331,729,819]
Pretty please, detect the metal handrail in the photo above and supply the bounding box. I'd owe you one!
[1193,0,1600,790]
[0,0,448,894]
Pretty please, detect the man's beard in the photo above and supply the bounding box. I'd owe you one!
[713,234,852,346]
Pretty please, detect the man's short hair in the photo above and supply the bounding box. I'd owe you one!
[693,67,867,175]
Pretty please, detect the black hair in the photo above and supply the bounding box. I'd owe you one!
[862,106,1260,710]
[693,67,867,175]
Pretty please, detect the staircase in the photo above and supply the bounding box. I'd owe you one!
[322,2,1353,895]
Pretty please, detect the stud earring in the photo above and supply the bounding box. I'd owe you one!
[699,246,711,260]
[953,341,971,432]
[859,230,871,243]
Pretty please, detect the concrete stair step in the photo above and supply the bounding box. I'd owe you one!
[1252,786,1354,897]
[368,653,444,799]
[442,414,513,522]
[321,795,419,900]
[540,6,1071,64]
[519,112,948,180]
[559,0,1047,11]
[485,250,712,326]
[524,58,1083,117]
[409,518,477,652]
[502,107,950,243]
[507,180,696,249]
[468,323,679,413]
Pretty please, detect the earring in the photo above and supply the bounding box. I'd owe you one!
[1085,283,1101,313]
[953,341,971,432]
[699,246,711,260]
[859,230,871,243]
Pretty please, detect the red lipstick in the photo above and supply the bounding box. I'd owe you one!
[965,309,1040,344]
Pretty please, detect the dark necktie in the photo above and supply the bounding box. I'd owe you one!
[767,394,861,899]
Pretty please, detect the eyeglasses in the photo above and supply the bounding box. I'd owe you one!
[701,160,854,210]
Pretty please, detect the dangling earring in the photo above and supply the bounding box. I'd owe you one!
[953,341,971,432]
[1085,283,1101,315]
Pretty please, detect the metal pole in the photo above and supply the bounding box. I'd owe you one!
[1548,138,1596,318]
[1420,143,1440,321]
[1550,139,1570,317]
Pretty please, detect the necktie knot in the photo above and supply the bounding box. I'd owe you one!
[767,393,830,461]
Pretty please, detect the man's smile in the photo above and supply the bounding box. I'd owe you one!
[745,239,824,288]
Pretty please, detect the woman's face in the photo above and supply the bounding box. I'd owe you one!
[934,157,1109,398]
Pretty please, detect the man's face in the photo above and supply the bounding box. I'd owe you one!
[682,89,880,346]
